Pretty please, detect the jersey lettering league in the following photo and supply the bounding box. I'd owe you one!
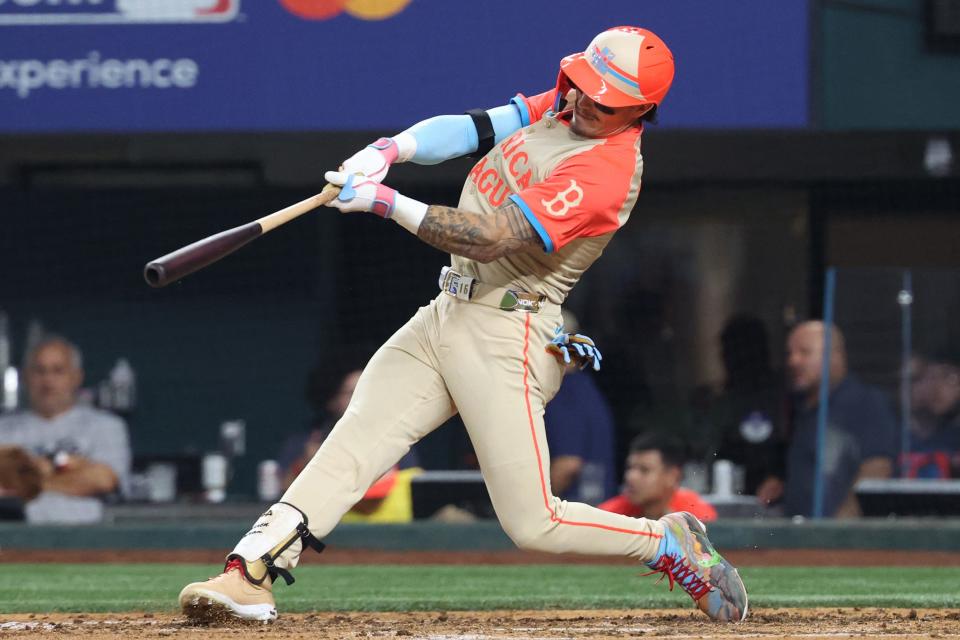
[454,88,645,304]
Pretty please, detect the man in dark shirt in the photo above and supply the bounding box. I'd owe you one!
[906,348,960,478]
[704,315,787,499]
[759,321,897,518]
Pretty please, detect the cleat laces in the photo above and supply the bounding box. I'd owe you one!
[223,557,244,574]
[643,554,713,601]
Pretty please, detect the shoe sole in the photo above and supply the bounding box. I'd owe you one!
[180,590,277,623]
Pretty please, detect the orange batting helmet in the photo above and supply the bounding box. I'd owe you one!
[556,26,675,111]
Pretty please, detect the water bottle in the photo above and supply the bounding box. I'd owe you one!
[2,366,17,412]
[0,312,16,412]
[202,453,229,503]
[109,358,136,412]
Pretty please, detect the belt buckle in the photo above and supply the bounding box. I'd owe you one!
[499,290,543,313]
[440,267,474,302]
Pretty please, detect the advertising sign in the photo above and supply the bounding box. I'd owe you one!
[0,0,809,132]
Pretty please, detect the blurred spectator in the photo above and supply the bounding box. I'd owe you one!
[598,432,716,522]
[544,311,616,505]
[0,336,131,524]
[904,348,960,478]
[697,314,787,498]
[277,353,367,489]
[760,321,897,518]
[278,349,420,522]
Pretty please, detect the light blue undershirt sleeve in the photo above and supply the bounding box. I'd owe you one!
[405,104,524,165]
[508,194,554,253]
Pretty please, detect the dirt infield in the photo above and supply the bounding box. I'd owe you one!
[7,548,960,566]
[1,608,958,639]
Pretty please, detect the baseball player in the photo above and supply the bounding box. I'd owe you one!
[179,26,748,623]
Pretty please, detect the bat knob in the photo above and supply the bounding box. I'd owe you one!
[144,262,167,288]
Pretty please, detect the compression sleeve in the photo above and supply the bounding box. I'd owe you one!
[404,104,523,165]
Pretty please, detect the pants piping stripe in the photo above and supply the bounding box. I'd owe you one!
[521,313,661,539]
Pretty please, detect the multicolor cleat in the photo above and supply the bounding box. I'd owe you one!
[644,511,748,622]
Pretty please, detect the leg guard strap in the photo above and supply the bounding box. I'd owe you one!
[229,502,326,586]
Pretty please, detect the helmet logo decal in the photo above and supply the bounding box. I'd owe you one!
[591,46,616,76]
[541,180,584,217]
[589,45,640,91]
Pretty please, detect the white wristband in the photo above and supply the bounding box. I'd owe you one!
[392,131,418,163]
[391,194,428,235]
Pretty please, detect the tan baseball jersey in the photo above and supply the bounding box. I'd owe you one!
[453,88,645,304]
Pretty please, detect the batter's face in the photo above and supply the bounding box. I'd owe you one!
[623,450,679,507]
[569,90,652,138]
[26,342,83,420]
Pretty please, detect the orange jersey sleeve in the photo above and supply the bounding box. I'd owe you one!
[508,133,641,252]
[510,89,558,126]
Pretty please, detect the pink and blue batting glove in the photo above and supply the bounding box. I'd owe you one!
[339,137,399,183]
[546,331,602,371]
[324,171,397,218]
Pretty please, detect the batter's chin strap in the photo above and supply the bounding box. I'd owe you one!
[465,108,495,158]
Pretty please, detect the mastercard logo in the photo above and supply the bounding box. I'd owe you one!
[279,0,411,21]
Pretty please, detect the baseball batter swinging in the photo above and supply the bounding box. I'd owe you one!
[179,26,748,623]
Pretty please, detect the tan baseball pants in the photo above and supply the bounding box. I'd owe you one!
[283,293,664,560]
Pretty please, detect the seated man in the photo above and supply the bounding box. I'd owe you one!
[757,321,897,518]
[0,336,131,524]
[905,348,960,478]
[599,432,716,522]
[701,315,787,500]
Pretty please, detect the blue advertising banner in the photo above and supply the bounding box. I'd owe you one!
[0,0,809,132]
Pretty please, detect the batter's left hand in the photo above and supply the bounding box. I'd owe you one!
[547,332,602,371]
[324,171,398,218]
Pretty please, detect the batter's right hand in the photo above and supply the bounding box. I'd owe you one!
[324,171,397,218]
[340,137,400,183]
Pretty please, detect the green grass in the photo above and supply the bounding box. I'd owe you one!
[1,564,958,613]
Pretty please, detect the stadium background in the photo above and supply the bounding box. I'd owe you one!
[0,0,959,634]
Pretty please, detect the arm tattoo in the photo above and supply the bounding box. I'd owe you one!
[417,201,543,263]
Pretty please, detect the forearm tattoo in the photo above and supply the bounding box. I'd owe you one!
[418,201,542,262]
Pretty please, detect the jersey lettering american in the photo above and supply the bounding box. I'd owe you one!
[454,88,644,304]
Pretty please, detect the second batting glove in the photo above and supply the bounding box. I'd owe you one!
[546,331,603,371]
[339,132,417,183]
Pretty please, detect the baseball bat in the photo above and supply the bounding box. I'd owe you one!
[144,183,341,288]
